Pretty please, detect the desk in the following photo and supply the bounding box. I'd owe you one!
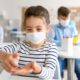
[58,45,80,80]
[0,70,39,80]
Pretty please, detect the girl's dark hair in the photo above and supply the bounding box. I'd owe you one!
[58,6,70,17]
[23,6,50,30]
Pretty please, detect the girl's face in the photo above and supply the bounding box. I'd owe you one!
[23,16,51,47]
[24,16,50,34]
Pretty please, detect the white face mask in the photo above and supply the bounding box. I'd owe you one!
[26,32,46,44]
[60,19,70,27]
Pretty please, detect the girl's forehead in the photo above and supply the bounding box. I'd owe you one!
[25,16,47,26]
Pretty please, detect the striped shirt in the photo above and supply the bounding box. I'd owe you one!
[0,41,58,80]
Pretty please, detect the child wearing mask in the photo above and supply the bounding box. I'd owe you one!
[0,6,58,80]
[48,6,80,80]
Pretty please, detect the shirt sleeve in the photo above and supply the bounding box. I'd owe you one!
[36,43,58,79]
[52,25,61,46]
[0,42,20,53]
[47,25,61,46]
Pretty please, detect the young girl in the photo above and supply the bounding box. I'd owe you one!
[0,6,58,80]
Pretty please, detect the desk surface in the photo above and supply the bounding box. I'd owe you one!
[0,70,39,80]
[58,45,80,59]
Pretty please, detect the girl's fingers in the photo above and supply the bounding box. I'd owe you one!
[12,63,33,75]
[4,60,19,72]
[5,61,13,71]
[12,67,33,75]
[2,64,11,72]
[9,60,18,67]
[9,54,18,67]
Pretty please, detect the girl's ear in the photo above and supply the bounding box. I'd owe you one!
[58,16,60,20]
[46,24,51,33]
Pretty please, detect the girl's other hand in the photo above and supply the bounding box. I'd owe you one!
[31,61,41,74]
[1,52,19,73]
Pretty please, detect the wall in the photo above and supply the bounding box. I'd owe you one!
[0,0,80,24]
[0,0,8,18]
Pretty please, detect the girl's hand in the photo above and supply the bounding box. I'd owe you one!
[12,61,41,75]
[1,52,19,73]
[12,62,33,75]
[31,61,41,74]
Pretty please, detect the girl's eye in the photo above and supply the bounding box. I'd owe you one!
[37,28,42,31]
[27,29,32,31]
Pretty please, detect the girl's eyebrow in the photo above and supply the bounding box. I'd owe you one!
[25,26,32,28]
[26,26,42,28]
